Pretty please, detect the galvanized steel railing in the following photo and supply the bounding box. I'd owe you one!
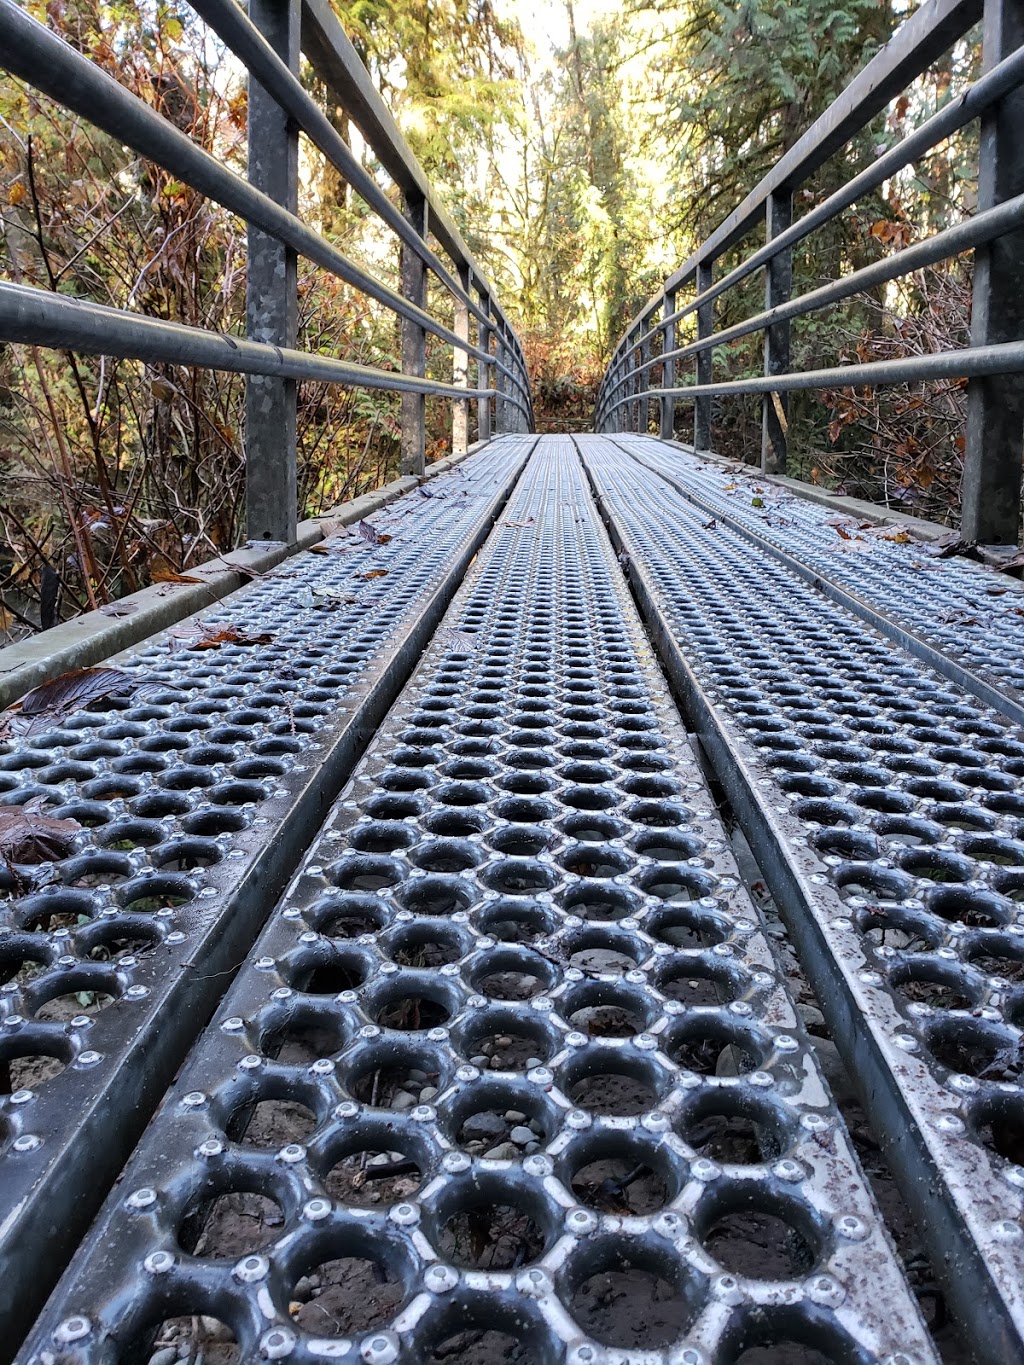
[596,0,1024,547]
[0,0,534,546]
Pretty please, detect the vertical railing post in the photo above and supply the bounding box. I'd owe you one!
[962,0,1024,544]
[694,259,714,451]
[399,191,428,476]
[629,334,639,431]
[452,263,470,455]
[638,324,651,435]
[494,324,507,434]
[245,0,299,543]
[660,289,677,440]
[476,287,492,443]
[762,190,793,475]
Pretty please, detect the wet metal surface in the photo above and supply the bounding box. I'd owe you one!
[579,433,1024,1359]
[0,437,533,1344]
[22,440,931,1364]
[615,434,1024,724]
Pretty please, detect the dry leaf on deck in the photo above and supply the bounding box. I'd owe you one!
[0,799,82,863]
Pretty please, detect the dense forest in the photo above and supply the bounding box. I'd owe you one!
[0,0,982,628]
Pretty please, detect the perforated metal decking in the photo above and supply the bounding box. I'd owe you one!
[579,433,1024,1359]
[0,438,533,1345]
[21,441,934,1365]
[613,434,1024,728]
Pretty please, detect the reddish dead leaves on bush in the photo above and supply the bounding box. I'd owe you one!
[1,666,138,738]
[168,622,273,651]
[0,799,82,864]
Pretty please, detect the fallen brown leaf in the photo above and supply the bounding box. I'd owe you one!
[151,565,206,585]
[0,799,81,863]
[169,622,273,651]
[360,569,390,580]
[2,666,137,736]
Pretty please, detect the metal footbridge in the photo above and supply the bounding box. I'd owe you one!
[4,0,1024,1359]
[3,434,1024,1364]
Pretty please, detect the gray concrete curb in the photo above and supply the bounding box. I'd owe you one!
[0,440,488,710]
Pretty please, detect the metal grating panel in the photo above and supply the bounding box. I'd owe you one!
[615,433,1024,723]
[23,439,933,1365]
[0,437,533,1344]
[579,432,1024,1358]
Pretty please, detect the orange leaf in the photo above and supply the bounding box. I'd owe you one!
[8,180,26,206]
[152,564,205,585]
[170,622,273,650]
[360,569,389,580]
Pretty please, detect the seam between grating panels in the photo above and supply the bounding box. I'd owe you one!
[577,432,1024,1360]
[612,434,1024,727]
[0,436,535,1351]
[22,436,934,1365]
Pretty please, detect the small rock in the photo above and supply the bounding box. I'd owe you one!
[797,1004,826,1033]
[419,1086,438,1103]
[149,1351,178,1365]
[504,1110,526,1123]
[199,1318,233,1342]
[482,1141,519,1160]
[524,1140,540,1154]
[526,1057,543,1069]
[461,1111,506,1143]
[407,1068,428,1085]
[391,1090,416,1111]
[490,1055,505,1069]
[292,1277,313,1299]
[509,1125,534,1146]
[470,1054,488,1068]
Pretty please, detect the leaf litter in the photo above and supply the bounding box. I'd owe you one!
[1,666,139,737]
[168,622,274,651]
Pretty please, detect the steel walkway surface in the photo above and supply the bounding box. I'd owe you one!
[7,436,1024,1363]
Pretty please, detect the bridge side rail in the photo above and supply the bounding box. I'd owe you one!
[596,0,1024,547]
[0,0,534,546]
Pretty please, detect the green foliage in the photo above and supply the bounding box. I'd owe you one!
[334,0,524,183]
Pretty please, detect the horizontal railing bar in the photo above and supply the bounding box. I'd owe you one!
[0,1,524,391]
[299,0,520,349]
[0,280,531,418]
[618,436,1024,727]
[600,190,1024,405]
[605,0,982,360]
[600,335,1024,420]
[634,39,1024,361]
[188,0,495,341]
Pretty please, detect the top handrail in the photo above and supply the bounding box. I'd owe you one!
[0,0,533,545]
[606,0,982,357]
[595,0,1024,548]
